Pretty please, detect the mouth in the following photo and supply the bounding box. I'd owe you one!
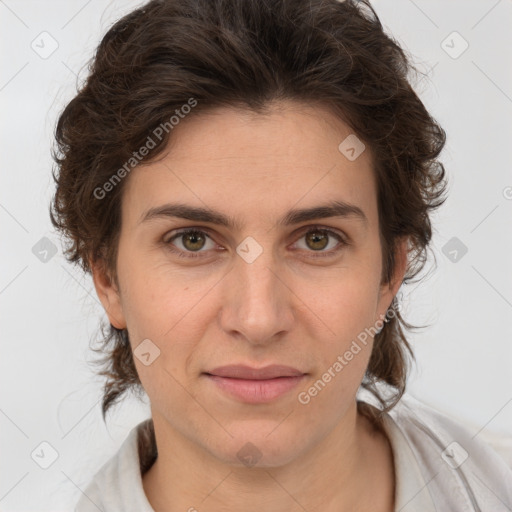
[203,364,307,404]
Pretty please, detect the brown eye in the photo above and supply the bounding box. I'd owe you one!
[292,227,347,257]
[181,231,206,251]
[165,229,216,257]
[305,230,329,251]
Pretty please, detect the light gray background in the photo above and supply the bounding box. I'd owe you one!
[1,0,511,510]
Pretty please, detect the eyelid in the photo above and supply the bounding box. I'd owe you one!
[163,227,216,245]
[292,224,348,243]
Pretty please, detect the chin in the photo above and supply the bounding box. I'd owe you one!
[206,423,309,469]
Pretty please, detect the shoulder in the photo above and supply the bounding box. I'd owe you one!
[74,419,155,512]
[384,393,512,510]
[74,479,104,512]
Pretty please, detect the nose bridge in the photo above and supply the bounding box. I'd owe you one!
[236,233,279,298]
[221,243,293,343]
[239,255,278,307]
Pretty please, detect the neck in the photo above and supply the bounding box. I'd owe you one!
[142,402,395,512]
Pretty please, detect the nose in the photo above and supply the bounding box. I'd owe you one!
[219,248,295,347]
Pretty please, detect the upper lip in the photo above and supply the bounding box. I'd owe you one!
[205,364,305,380]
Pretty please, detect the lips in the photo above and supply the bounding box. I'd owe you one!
[203,364,307,404]
[205,364,305,380]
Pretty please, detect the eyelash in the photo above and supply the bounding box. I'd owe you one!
[163,226,349,260]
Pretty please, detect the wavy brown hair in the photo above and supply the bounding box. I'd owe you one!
[50,0,447,428]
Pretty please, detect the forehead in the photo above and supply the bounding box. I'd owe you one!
[121,102,378,228]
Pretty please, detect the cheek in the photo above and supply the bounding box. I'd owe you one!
[297,283,377,412]
[116,260,217,387]
[301,266,381,390]
[117,249,211,338]
[121,275,205,409]
[309,268,381,337]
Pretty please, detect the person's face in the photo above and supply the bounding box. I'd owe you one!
[93,101,406,467]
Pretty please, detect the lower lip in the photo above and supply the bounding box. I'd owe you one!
[205,374,306,404]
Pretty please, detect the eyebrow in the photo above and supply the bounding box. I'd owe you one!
[139,200,368,230]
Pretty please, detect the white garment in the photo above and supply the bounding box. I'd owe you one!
[75,393,512,511]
